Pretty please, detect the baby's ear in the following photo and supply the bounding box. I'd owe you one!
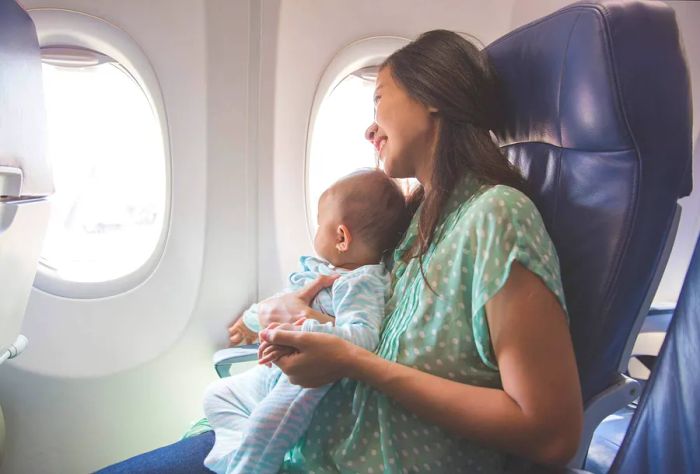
[335,224,352,252]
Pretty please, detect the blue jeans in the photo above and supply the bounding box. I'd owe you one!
[95,431,215,473]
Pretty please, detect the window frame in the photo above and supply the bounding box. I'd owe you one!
[29,8,172,299]
[304,36,409,245]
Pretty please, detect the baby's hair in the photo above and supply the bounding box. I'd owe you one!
[330,169,411,258]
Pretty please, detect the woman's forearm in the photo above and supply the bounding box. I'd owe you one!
[259,308,334,328]
[348,348,574,466]
[302,308,335,325]
[256,276,338,327]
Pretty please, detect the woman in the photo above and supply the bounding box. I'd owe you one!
[255,30,582,472]
[99,30,582,473]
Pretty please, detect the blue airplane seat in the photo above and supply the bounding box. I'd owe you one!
[607,234,700,472]
[583,304,675,473]
[584,232,700,473]
[584,405,634,473]
[484,0,692,467]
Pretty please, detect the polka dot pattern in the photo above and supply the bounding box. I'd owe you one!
[282,176,567,473]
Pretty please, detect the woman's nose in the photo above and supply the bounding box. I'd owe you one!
[365,122,378,142]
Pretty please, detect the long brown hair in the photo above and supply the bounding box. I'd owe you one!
[383,30,526,288]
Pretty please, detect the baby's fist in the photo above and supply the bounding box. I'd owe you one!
[228,318,258,346]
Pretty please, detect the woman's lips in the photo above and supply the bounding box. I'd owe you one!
[375,137,387,154]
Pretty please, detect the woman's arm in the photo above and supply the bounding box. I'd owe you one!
[265,263,582,466]
[354,262,581,465]
[255,274,338,327]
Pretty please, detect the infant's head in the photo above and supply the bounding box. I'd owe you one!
[314,169,410,268]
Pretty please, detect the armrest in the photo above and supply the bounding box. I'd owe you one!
[212,344,259,378]
[568,374,640,469]
[628,306,673,379]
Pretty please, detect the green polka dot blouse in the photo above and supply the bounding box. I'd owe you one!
[282,175,568,473]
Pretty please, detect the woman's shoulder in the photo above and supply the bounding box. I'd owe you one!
[454,184,539,226]
[469,184,533,212]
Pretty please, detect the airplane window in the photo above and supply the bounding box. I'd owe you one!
[39,49,166,283]
[307,66,416,230]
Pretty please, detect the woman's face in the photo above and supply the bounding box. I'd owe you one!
[365,66,439,182]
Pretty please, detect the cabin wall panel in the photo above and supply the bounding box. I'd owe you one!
[13,0,210,378]
[1,0,257,472]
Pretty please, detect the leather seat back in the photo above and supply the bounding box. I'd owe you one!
[485,0,693,402]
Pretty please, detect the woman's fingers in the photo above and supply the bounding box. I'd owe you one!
[274,353,324,388]
[259,346,292,365]
[260,327,307,349]
[259,346,294,366]
[296,274,340,304]
[268,332,356,387]
[258,348,276,366]
[258,340,272,359]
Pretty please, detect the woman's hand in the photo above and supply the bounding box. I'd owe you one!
[259,327,362,387]
[257,319,305,366]
[257,274,339,327]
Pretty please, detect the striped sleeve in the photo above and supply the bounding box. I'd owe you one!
[300,272,386,351]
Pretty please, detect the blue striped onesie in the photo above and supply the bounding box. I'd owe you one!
[203,256,389,474]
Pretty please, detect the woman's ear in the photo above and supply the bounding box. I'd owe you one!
[336,224,352,252]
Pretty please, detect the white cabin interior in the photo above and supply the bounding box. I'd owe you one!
[0,1,698,472]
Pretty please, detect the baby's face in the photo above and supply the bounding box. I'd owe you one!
[313,191,341,263]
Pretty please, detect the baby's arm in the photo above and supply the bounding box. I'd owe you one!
[299,273,386,352]
[226,302,266,346]
[228,288,294,346]
[228,315,259,345]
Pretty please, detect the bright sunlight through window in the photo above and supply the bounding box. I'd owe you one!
[40,57,166,283]
[308,68,416,230]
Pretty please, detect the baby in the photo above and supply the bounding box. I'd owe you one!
[202,169,410,474]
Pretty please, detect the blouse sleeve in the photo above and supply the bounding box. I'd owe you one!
[467,186,568,370]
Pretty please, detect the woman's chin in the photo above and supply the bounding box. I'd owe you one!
[384,162,411,179]
[382,158,398,177]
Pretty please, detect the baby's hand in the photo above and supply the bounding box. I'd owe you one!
[228,317,258,346]
[257,321,303,366]
[258,345,295,367]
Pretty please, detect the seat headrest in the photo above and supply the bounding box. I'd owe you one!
[0,0,52,197]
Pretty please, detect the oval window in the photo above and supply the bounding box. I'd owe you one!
[307,65,416,231]
[39,47,166,283]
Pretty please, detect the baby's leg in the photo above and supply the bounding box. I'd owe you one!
[224,376,330,474]
[202,365,280,472]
